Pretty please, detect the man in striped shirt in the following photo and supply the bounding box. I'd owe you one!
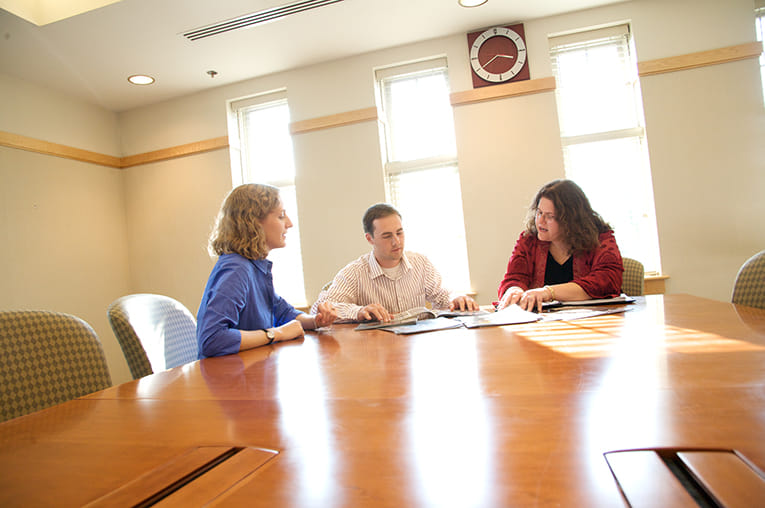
[312,203,478,322]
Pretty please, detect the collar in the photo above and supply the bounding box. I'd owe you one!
[366,251,411,279]
[251,257,273,274]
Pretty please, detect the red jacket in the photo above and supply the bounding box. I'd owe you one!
[498,230,623,299]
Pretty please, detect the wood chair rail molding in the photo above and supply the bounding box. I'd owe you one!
[0,130,229,169]
[120,137,229,168]
[2,43,759,169]
[0,130,122,168]
[450,76,557,107]
[289,107,378,135]
[638,41,763,77]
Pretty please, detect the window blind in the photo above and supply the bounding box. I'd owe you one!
[756,4,765,104]
[550,24,638,139]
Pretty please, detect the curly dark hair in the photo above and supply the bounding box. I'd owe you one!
[209,183,281,260]
[524,179,611,254]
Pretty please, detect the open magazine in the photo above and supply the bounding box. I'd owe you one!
[354,306,487,331]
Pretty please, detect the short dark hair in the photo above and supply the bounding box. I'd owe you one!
[362,203,401,236]
[524,179,611,254]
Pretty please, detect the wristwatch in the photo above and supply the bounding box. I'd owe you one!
[264,328,275,345]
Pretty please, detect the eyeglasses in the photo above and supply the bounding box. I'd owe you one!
[535,209,557,222]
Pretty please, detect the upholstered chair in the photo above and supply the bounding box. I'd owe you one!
[0,310,112,422]
[732,250,765,310]
[621,257,645,297]
[107,294,198,379]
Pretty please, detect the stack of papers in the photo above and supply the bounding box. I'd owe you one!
[542,294,635,309]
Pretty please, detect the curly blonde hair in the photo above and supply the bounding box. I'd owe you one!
[524,179,612,254]
[209,183,280,260]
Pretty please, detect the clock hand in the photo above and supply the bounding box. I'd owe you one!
[482,54,515,67]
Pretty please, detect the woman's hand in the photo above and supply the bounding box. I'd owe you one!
[273,320,305,343]
[497,287,524,310]
[517,287,552,312]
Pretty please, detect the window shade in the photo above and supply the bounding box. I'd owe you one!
[549,23,630,50]
[550,23,638,138]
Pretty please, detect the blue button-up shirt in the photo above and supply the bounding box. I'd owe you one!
[197,253,302,358]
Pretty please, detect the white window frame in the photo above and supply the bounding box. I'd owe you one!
[374,58,472,293]
[228,91,307,306]
[550,23,662,275]
[756,2,765,105]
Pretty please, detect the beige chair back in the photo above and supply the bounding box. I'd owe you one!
[732,250,765,310]
[0,310,111,422]
[621,257,645,296]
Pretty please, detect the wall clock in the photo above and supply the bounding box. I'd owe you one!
[467,24,530,88]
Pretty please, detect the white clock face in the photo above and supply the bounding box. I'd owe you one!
[470,27,527,83]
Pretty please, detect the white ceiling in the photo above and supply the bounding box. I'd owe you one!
[0,0,625,112]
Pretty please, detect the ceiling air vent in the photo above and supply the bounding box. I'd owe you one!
[183,0,345,41]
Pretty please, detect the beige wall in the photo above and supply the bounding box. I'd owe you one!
[2,0,764,385]
[0,73,133,382]
[0,146,132,383]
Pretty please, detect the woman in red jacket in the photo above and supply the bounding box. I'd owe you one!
[497,179,623,312]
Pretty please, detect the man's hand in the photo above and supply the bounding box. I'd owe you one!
[449,295,479,311]
[313,302,338,328]
[357,303,392,322]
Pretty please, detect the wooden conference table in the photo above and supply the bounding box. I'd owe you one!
[1,294,765,507]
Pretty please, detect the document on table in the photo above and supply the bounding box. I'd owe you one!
[381,317,465,335]
[457,304,541,328]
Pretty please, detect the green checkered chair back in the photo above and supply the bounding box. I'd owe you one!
[0,310,112,422]
[621,257,645,296]
[732,250,765,310]
[107,294,198,380]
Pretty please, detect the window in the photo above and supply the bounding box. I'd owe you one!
[229,92,307,305]
[375,59,471,292]
[550,24,662,274]
[756,2,765,103]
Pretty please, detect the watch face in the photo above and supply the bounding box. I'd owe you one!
[468,24,530,88]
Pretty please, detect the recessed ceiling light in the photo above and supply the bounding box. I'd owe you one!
[128,75,155,85]
[459,0,488,7]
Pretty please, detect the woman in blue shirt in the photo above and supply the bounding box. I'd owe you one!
[197,184,337,358]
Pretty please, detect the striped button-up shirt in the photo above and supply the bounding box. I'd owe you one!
[313,251,453,321]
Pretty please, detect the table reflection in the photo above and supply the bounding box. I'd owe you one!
[408,334,492,507]
[276,338,338,506]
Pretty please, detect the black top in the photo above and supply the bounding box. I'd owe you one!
[544,252,573,286]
